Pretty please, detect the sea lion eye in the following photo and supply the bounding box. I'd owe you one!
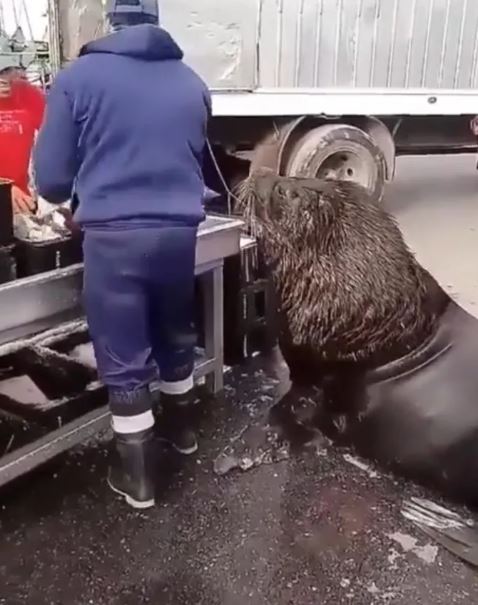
[275,184,287,198]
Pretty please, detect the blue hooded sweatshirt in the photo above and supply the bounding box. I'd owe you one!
[34,25,211,228]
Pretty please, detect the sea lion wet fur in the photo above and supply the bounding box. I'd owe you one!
[226,173,478,505]
[238,174,449,376]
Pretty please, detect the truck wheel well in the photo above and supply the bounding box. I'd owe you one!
[276,116,395,182]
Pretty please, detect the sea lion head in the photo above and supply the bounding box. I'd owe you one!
[237,172,449,368]
[237,170,338,252]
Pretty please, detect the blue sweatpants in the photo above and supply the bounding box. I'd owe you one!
[83,226,197,416]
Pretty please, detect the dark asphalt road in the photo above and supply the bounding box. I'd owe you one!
[1,355,477,605]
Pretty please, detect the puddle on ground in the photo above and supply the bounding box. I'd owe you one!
[214,422,292,475]
[214,388,330,476]
[388,532,439,564]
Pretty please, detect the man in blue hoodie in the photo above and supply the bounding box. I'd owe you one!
[34,0,211,509]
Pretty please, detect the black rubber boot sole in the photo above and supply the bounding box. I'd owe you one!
[158,435,198,456]
[107,474,155,510]
[108,425,156,510]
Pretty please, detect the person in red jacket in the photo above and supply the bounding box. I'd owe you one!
[0,66,45,213]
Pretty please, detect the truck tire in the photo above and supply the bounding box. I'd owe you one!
[284,124,387,203]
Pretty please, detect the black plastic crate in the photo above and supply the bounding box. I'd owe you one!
[0,179,14,247]
[15,235,83,278]
[223,246,277,365]
[0,244,17,284]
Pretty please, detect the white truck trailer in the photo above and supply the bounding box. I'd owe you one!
[50,0,478,202]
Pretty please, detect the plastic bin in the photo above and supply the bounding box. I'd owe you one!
[0,179,14,246]
[0,244,17,284]
[15,235,83,278]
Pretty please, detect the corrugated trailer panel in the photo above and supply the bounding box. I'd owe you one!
[55,0,478,93]
[257,0,478,90]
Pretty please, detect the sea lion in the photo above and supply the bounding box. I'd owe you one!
[224,172,478,506]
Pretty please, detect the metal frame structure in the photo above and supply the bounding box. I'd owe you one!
[211,88,478,118]
[0,216,243,487]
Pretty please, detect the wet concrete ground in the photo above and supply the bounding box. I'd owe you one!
[387,153,478,317]
[1,354,477,605]
[1,154,478,604]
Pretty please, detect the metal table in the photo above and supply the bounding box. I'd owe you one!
[0,216,242,487]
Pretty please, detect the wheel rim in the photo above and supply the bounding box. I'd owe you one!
[316,150,375,190]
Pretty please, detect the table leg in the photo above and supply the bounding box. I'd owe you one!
[202,264,224,393]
